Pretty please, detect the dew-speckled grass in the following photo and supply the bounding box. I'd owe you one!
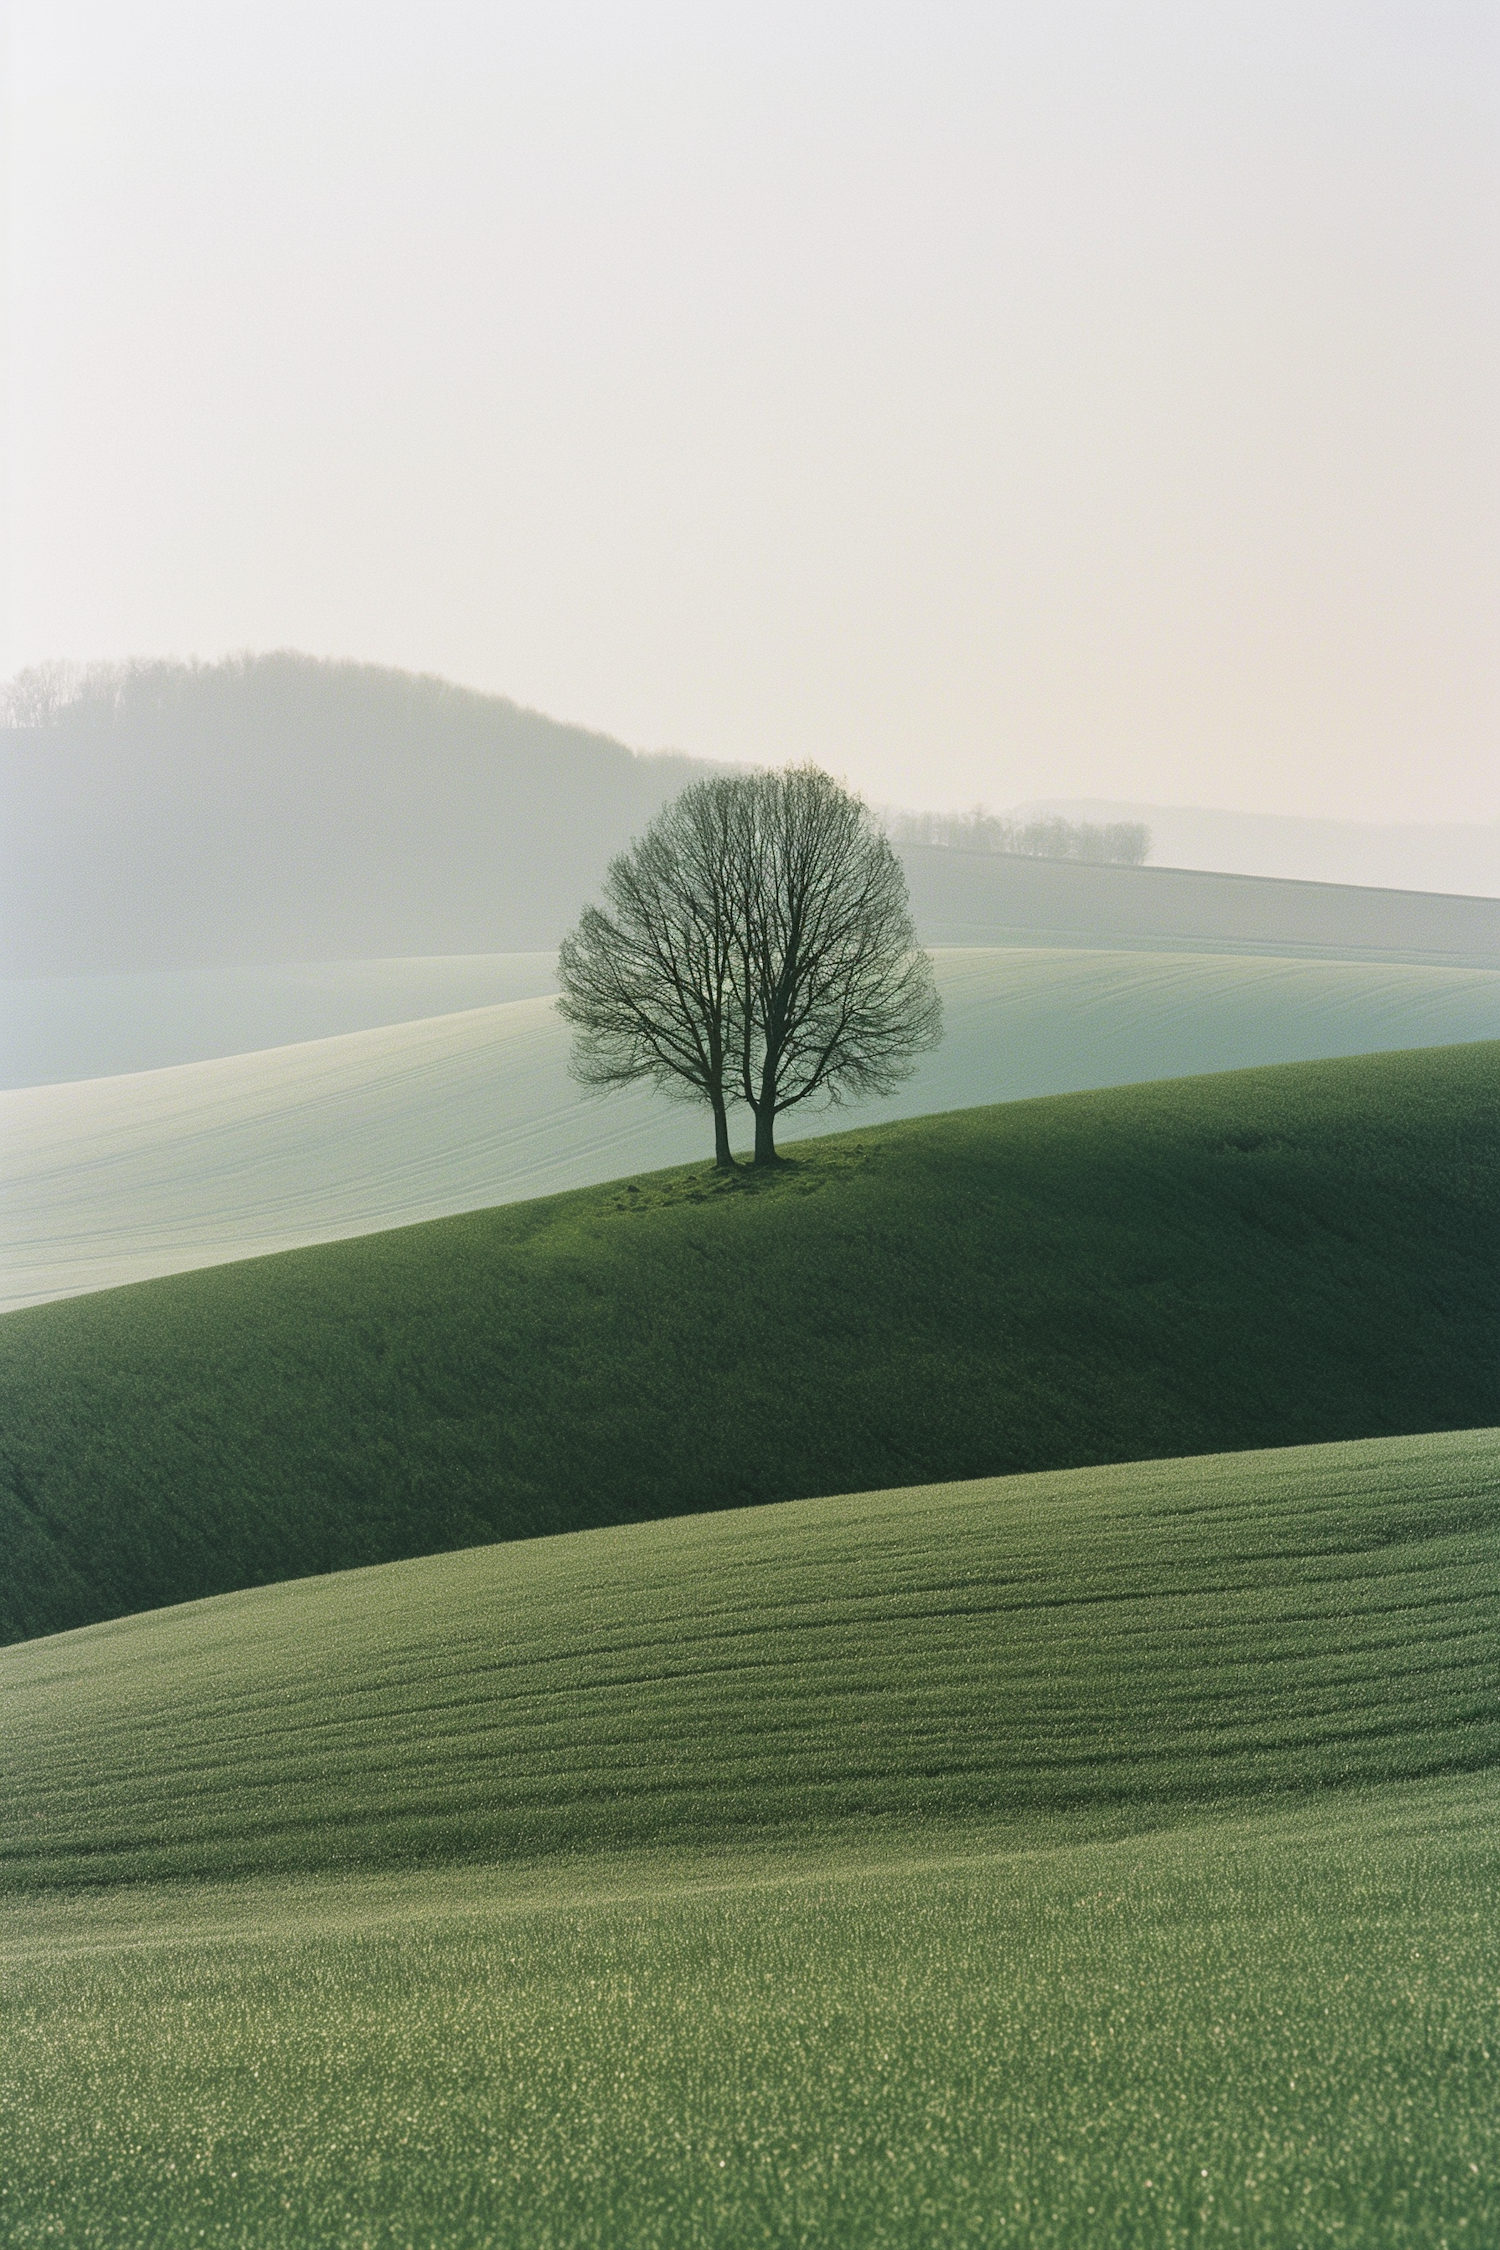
[8,1427,1500,2244]
[5,1779,1499,2248]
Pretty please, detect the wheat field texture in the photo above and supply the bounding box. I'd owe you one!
[5,1427,1500,2246]
[7,945,1500,1310]
[4,1041,1498,1646]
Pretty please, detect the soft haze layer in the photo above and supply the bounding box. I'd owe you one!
[4,3,1496,819]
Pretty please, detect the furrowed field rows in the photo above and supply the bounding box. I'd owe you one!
[6,1427,1498,1889]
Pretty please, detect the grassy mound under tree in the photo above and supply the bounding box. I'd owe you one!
[11,945,1500,1317]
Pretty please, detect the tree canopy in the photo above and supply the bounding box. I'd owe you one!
[558,767,942,1166]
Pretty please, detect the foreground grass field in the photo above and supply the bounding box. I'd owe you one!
[4,1041,1498,1645]
[5,1429,1499,2244]
[7,1781,1500,2249]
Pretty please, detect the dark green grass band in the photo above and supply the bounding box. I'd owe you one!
[3,1040,1497,1646]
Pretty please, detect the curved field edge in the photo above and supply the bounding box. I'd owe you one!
[6,1425,1499,1891]
[3,1040,1499,1648]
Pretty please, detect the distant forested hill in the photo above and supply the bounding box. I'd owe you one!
[0,654,712,974]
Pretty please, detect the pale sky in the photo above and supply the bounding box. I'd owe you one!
[3,2,1496,821]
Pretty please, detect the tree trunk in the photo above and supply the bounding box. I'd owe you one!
[712,1099,737,1171]
[752,1107,779,1166]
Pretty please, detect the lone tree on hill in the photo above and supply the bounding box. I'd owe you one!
[558,766,942,1168]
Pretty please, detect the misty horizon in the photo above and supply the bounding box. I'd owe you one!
[5,4,1496,830]
[7,647,1500,903]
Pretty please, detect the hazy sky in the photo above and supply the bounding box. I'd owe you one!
[4,3,1496,820]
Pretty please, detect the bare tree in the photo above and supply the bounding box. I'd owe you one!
[557,776,744,1168]
[0,659,84,727]
[558,765,942,1169]
[732,767,942,1164]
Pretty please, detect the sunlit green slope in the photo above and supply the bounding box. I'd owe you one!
[6,1426,1498,1890]
[3,1041,1497,1646]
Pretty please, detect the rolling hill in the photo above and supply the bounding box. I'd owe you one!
[0,653,711,975]
[902,840,1500,963]
[8,946,1500,1311]
[8,1425,1496,1888]
[0,950,563,1088]
[1017,795,1500,895]
[6,1428,1500,2243]
[4,1040,1496,1645]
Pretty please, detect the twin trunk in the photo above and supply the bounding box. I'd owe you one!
[710,1100,778,1169]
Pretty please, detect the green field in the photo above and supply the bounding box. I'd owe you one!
[8,1426,1498,1888]
[4,1040,1498,1646]
[5,1428,1500,2244]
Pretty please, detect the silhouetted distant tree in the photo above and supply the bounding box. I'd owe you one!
[729,766,941,1164]
[885,804,1151,864]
